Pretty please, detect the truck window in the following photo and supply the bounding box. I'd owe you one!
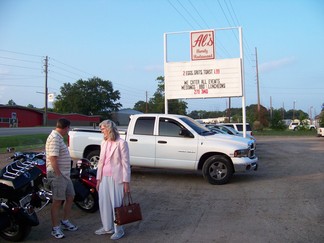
[236,124,243,131]
[236,124,251,132]
[225,124,235,129]
[159,118,183,137]
[133,117,155,135]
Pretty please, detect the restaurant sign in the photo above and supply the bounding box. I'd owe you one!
[191,30,215,61]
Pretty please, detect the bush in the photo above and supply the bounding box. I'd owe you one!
[253,120,264,131]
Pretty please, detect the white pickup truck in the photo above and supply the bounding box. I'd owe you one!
[68,114,258,185]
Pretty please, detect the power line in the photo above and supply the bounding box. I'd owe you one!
[50,57,95,78]
[0,55,41,64]
[0,63,41,70]
[167,0,195,29]
[0,49,43,58]
[188,0,210,28]
[176,0,204,29]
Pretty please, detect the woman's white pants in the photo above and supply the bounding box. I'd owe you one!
[98,176,124,233]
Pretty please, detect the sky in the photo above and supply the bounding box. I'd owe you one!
[0,0,323,119]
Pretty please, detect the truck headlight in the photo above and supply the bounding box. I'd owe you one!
[234,149,249,158]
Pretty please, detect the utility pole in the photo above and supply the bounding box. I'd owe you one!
[227,97,231,122]
[145,91,148,113]
[255,47,261,122]
[293,100,296,120]
[270,96,272,119]
[44,56,48,126]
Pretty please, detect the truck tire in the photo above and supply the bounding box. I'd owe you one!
[202,155,233,185]
[86,150,100,169]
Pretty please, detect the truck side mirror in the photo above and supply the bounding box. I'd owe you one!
[179,128,194,138]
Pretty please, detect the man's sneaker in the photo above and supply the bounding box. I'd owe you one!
[95,227,114,235]
[110,229,125,240]
[60,220,78,231]
[51,227,64,239]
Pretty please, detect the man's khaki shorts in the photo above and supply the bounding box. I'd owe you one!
[47,171,75,201]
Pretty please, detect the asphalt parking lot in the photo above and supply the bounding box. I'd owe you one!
[1,136,324,243]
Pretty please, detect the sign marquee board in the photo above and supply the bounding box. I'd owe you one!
[165,58,242,99]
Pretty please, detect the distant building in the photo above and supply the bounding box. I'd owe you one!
[0,105,100,127]
[196,117,229,124]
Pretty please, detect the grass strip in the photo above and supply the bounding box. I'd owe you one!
[0,134,47,153]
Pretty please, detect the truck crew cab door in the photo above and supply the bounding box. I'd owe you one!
[155,117,198,170]
[127,116,156,167]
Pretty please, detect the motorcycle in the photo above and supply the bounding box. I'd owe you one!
[0,159,50,241]
[10,152,99,213]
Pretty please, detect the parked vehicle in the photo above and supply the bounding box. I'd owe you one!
[9,152,99,213]
[218,123,253,136]
[289,120,316,131]
[206,124,256,143]
[0,159,50,241]
[204,125,227,134]
[68,114,258,185]
[317,127,324,137]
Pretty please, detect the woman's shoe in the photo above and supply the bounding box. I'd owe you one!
[95,227,114,235]
[110,230,125,240]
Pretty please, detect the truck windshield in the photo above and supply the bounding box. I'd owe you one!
[180,117,215,136]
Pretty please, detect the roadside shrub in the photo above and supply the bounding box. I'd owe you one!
[253,120,264,131]
[270,110,287,130]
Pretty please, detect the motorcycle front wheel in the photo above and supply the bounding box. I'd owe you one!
[74,192,99,213]
[0,216,32,242]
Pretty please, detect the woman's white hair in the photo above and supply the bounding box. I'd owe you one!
[99,119,119,141]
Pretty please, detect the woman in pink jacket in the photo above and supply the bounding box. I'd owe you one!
[95,120,131,240]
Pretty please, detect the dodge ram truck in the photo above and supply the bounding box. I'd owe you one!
[68,114,258,185]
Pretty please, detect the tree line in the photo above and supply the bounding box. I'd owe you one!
[6,76,324,129]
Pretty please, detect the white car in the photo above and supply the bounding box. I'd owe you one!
[206,124,256,143]
[219,123,253,136]
[289,121,316,131]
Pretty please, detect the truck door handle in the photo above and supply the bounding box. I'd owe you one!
[158,140,167,144]
[129,138,138,142]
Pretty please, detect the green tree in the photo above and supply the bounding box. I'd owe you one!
[7,99,16,105]
[286,109,309,120]
[319,112,324,127]
[270,109,287,130]
[133,101,147,113]
[53,77,121,115]
[134,76,187,114]
[187,110,209,119]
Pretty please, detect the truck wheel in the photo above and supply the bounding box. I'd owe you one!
[202,155,233,185]
[86,150,100,169]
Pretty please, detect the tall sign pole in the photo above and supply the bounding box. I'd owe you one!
[255,47,261,121]
[239,27,247,137]
[44,56,48,126]
[163,33,169,114]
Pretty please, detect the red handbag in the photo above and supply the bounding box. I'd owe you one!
[114,192,142,225]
